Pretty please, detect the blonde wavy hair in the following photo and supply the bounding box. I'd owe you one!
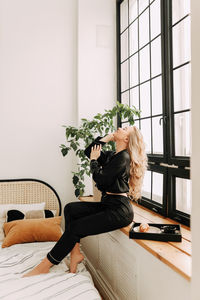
[127,126,147,201]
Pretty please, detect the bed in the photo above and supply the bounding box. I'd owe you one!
[0,179,101,300]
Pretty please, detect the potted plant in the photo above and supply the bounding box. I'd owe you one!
[60,101,140,198]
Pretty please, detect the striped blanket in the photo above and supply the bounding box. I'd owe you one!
[0,242,101,300]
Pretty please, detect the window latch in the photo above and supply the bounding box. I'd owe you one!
[159,116,167,125]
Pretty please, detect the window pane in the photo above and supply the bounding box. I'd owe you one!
[121,91,129,106]
[140,45,150,83]
[130,86,139,111]
[121,60,129,92]
[134,120,139,128]
[173,16,191,68]
[140,81,150,118]
[139,8,149,49]
[129,21,138,55]
[121,30,129,62]
[176,178,191,214]
[173,64,191,112]
[152,172,163,204]
[139,0,149,14]
[129,0,138,23]
[152,76,163,115]
[151,36,162,77]
[172,0,190,25]
[140,118,151,153]
[142,170,151,199]
[150,0,161,39]
[120,0,128,33]
[152,116,163,154]
[122,120,139,128]
[130,54,138,87]
[174,111,191,156]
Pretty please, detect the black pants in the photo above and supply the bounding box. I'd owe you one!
[47,194,134,265]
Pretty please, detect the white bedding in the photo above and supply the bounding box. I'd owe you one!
[0,242,101,300]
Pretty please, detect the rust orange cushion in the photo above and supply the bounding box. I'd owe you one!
[2,216,62,248]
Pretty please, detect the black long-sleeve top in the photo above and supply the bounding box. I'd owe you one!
[84,137,130,193]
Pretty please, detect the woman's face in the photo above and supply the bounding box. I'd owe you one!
[113,126,133,142]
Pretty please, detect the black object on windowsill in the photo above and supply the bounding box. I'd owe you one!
[129,222,182,242]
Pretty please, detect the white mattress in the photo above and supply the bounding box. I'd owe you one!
[0,241,101,300]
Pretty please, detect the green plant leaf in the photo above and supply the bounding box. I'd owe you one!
[75,189,80,197]
[79,189,84,196]
[61,147,70,156]
[80,170,85,176]
[73,175,79,185]
[71,141,78,151]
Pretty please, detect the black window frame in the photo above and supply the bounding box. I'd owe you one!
[116,0,191,226]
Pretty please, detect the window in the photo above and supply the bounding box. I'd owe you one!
[117,0,191,226]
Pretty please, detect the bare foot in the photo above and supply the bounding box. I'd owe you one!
[69,253,84,273]
[22,258,53,277]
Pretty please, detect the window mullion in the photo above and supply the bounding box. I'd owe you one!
[160,0,172,164]
[116,0,122,129]
[149,0,153,156]
[166,0,175,165]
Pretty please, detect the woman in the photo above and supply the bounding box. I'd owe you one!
[23,126,147,277]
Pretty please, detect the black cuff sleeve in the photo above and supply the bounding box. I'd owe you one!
[90,159,100,174]
[84,136,106,159]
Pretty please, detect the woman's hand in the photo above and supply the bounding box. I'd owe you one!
[90,144,102,160]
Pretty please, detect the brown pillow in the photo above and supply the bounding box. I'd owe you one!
[25,210,45,219]
[2,216,62,248]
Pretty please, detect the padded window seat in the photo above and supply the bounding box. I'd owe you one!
[79,196,191,281]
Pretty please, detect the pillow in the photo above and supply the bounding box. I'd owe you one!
[7,210,25,222]
[25,209,56,220]
[6,209,56,222]
[25,210,45,219]
[2,216,62,248]
[0,202,45,218]
[45,209,56,218]
[26,209,56,219]
[0,218,6,242]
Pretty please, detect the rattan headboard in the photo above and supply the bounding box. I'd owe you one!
[0,179,61,216]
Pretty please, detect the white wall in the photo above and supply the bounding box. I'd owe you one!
[78,0,116,195]
[0,0,78,208]
[0,0,116,205]
[78,0,116,120]
[191,0,200,299]
[0,0,116,204]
